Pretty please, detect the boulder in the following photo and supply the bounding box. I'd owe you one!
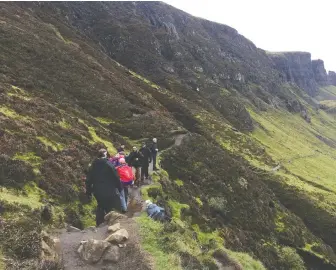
[40,233,62,269]
[102,246,120,263]
[107,223,121,233]
[77,239,111,263]
[104,211,127,225]
[105,229,129,244]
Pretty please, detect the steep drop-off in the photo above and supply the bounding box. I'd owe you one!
[1,2,336,270]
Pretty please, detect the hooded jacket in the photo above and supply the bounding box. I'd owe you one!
[140,146,152,165]
[127,150,143,168]
[85,158,122,199]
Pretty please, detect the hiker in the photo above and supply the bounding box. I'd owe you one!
[85,149,123,226]
[117,144,126,154]
[150,138,159,171]
[109,153,125,167]
[127,146,143,186]
[140,142,152,183]
[116,158,134,212]
[145,200,170,222]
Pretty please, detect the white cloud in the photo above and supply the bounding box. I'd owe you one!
[164,0,336,71]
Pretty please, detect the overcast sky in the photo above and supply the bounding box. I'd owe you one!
[164,0,336,72]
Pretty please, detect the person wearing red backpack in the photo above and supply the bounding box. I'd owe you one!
[116,158,134,212]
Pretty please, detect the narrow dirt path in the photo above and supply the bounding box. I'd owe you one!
[127,133,187,217]
[58,219,152,270]
[57,134,187,270]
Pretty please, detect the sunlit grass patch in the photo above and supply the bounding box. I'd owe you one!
[0,183,44,210]
[58,118,71,129]
[136,214,182,270]
[13,152,42,167]
[95,117,114,125]
[0,106,30,121]
[37,136,64,151]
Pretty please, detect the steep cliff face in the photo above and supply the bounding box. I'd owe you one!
[312,59,328,85]
[269,52,318,96]
[329,71,336,86]
[19,1,302,129]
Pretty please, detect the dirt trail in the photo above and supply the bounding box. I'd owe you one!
[127,133,187,217]
[58,219,152,270]
[57,134,187,270]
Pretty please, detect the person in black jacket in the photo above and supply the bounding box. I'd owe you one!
[127,146,143,186]
[150,138,159,171]
[140,142,152,183]
[86,149,123,226]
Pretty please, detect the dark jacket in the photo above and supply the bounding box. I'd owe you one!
[86,158,122,199]
[140,146,152,165]
[127,150,143,168]
[150,142,158,155]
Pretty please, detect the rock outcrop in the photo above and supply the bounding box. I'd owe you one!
[77,239,111,263]
[312,59,328,86]
[269,52,318,96]
[105,229,129,244]
[76,212,129,265]
[40,231,62,269]
[328,71,336,86]
[108,223,121,233]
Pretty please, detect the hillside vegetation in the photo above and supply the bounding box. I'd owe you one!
[0,2,336,269]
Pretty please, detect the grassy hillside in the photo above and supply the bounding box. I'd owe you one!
[1,2,336,270]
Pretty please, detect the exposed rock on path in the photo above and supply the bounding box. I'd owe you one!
[58,217,152,270]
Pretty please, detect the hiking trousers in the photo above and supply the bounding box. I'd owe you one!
[95,195,120,226]
[118,186,129,212]
[141,163,149,180]
[152,153,157,170]
[134,167,141,185]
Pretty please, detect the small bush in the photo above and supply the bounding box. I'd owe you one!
[277,247,306,270]
[0,155,35,188]
[0,213,42,259]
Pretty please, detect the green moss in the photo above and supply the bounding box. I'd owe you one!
[174,179,184,187]
[59,118,71,129]
[129,70,160,89]
[141,184,162,201]
[278,247,306,270]
[192,224,222,248]
[0,183,44,209]
[81,200,97,228]
[194,197,203,207]
[220,88,231,96]
[37,136,64,151]
[87,126,116,153]
[0,106,28,120]
[136,214,182,270]
[168,199,189,220]
[95,117,114,125]
[275,212,286,232]
[226,249,266,270]
[302,243,326,261]
[7,85,31,100]
[13,152,42,167]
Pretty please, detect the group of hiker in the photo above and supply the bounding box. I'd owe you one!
[85,138,160,226]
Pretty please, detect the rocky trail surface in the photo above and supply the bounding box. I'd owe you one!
[57,214,152,270]
[55,134,187,270]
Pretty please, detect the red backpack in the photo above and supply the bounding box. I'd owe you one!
[117,165,134,183]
